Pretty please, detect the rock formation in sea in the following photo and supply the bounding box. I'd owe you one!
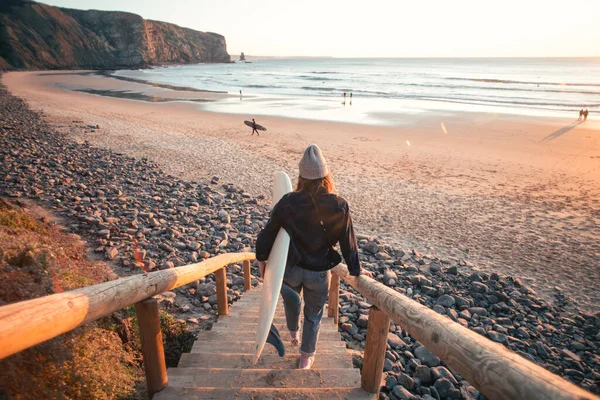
[0,0,230,70]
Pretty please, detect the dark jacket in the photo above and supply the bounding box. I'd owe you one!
[256,189,361,276]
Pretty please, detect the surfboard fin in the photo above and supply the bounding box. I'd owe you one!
[266,323,285,357]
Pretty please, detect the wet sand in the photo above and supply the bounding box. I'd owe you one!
[4,71,600,311]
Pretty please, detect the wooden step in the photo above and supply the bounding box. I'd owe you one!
[191,341,347,354]
[166,368,361,388]
[154,387,376,400]
[211,323,338,333]
[214,316,291,325]
[225,308,333,315]
[212,319,338,331]
[215,316,337,325]
[178,353,352,369]
[195,330,341,342]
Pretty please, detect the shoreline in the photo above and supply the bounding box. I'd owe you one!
[3,70,600,312]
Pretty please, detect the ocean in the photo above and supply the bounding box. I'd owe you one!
[113,58,600,125]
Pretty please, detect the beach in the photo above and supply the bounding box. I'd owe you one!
[3,70,600,312]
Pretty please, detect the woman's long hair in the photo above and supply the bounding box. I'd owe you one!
[296,173,337,195]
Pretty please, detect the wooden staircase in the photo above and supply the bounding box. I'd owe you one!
[154,286,376,399]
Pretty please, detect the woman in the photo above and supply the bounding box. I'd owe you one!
[255,144,372,369]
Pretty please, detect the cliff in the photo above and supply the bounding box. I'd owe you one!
[0,0,230,70]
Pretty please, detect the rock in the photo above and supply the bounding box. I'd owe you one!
[383,269,397,283]
[105,247,118,260]
[414,345,441,367]
[411,275,432,287]
[363,241,379,254]
[387,333,406,349]
[218,209,230,223]
[96,229,110,239]
[433,378,454,398]
[383,358,394,372]
[471,282,488,293]
[357,314,369,328]
[468,307,488,317]
[561,349,581,362]
[535,342,552,358]
[197,283,216,297]
[396,372,415,390]
[415,365,432,384]
[187,241,201,250]
[454,296,469,308]
[433,305,446,315]
[515,327,531,339]
[446,309,459,322]
[431,367,458,385]
[392,385,417,400]
[446,265,458,274]
[385,375,397,390]
[437,294,455,308]
[488,331,508,344]
[341,323,359,335]
[429,263,441,273]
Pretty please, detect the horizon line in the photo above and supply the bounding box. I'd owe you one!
[237,55,600,59]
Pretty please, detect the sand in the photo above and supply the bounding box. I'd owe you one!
[3,71,600,312]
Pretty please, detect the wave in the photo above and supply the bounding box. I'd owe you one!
[244,84,283,89]
[445,77,600,87]
[399,82,600,96]
[310,71,339,74]
[416,94,599,109]
[298,75,342,81]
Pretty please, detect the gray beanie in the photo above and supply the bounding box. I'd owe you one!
[299,144,329,179]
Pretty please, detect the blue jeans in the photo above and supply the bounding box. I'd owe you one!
[281,265,330,357]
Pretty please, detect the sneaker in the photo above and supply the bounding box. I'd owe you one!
[298,355,314,369]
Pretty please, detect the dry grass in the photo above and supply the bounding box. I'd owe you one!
[0,199,144,399]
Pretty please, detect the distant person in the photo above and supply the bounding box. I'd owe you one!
[240,90,242,99]
[350,92,353,106]
[578,109,584,121]
[584,109,589,121]
[343,92,346,100]
[251,118,260,136]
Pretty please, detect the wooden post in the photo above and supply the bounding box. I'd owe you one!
[215,266,228,316]
[327,273,340,324]
[361,306,390,394]
[243,260,252,291]
[134,298,167,398]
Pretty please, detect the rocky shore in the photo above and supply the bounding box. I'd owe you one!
[1,85,598,398]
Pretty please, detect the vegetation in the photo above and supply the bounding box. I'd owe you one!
[0,199,193,399]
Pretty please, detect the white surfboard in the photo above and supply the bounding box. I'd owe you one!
[253,171,292,364]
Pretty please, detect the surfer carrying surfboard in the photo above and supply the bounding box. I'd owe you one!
[256,144,372,369]
[251,118,259,136]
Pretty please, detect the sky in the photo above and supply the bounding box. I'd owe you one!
[41,0,600,58]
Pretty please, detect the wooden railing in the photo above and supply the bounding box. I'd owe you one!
[0,252,256,397]
[2,252,597,400]
[327,263,599,400]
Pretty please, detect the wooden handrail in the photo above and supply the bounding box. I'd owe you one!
[329,263,598,400]
[0,252,256,361]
